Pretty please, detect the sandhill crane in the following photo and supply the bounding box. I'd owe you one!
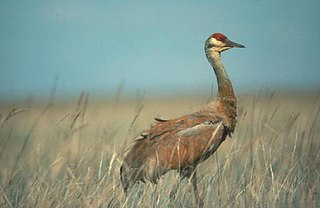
[120,33,245,207]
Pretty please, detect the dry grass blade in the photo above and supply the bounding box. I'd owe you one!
[0,184,13,208]
[70,111,81,130]
[5,104,51,189]
[56,112,71,126]
[127,104,144,135]
[1,108,28,127]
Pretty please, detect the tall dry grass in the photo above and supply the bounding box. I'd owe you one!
[0,91,319,207]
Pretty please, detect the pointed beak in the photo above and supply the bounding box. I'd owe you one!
[227,39,245,48]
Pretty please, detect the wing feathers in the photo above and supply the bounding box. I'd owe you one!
[176,121,221,137]
[154,118,169,122]
[140,111,224,141]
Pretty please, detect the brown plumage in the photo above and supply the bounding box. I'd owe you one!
[120,33,245,207]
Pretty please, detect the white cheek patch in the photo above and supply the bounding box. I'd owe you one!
[210,38,226,47]
[219,46,232,52]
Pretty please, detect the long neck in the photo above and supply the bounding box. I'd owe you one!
[205,49,235,100]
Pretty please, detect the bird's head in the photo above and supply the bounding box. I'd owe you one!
[205,33,245,53]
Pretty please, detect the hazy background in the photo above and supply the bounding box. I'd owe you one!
[1,0,320,100]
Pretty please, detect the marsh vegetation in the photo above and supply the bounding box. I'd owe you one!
[0,91,319,207]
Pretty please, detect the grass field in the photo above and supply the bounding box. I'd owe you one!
[0,91,319,207]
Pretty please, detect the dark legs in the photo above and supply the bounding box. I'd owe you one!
[169,167,204,208]
[169,179,180,200]
[169,168,188,200]
[121,164,203,207]
[190,170,204,208]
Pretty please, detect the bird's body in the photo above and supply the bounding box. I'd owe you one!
[120,33,244,207]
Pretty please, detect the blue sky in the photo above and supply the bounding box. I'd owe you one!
[1,0,320,100]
